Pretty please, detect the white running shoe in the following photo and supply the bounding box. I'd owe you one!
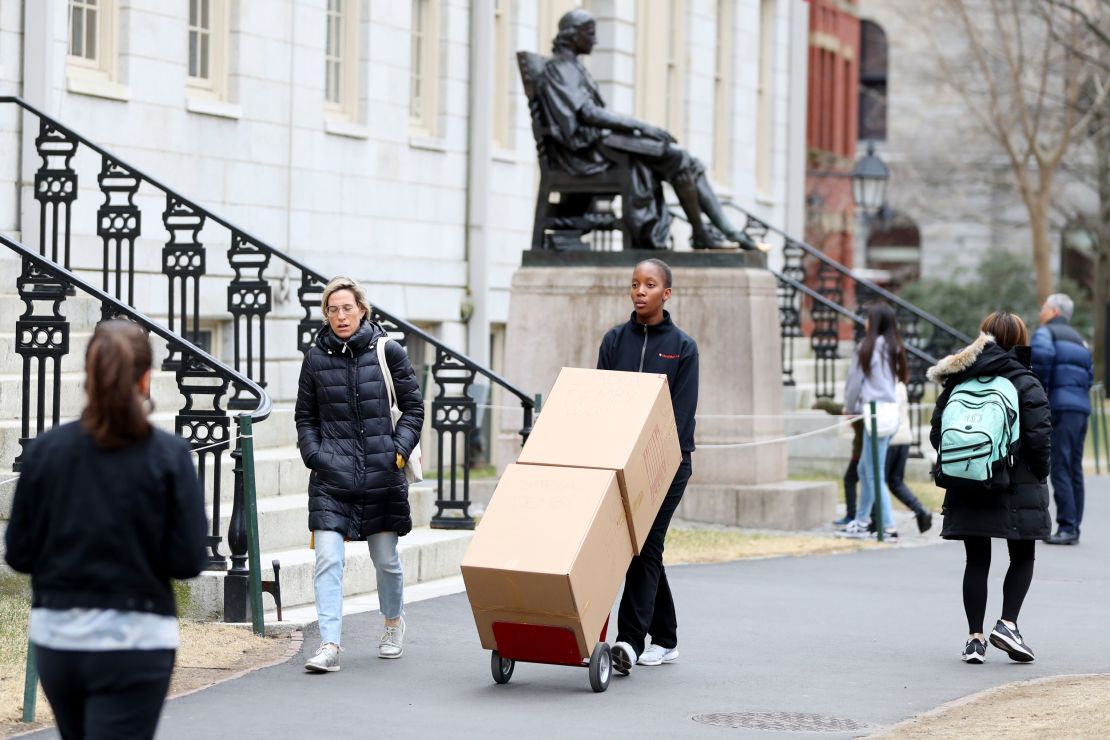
[638,643,679,666]
[304,642,341,673]
[611,642,636,675]
[379,618,406,659]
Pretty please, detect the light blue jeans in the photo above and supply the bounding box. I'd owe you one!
[855,429,895,530]
[313,530,404,646]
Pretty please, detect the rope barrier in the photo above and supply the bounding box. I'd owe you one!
[696,415,863,449]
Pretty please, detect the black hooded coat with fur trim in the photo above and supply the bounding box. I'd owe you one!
[927,334,1052,540]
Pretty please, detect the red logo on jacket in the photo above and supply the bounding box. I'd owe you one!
[658,353,681,360]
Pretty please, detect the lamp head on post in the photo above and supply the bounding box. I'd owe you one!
[850,141,890,215]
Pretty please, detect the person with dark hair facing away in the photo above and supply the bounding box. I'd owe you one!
[598,258,698,673]
[1030,293,1093,545]
[840,302,909,539]
[928,312,1051,664]
[5,321,209,740]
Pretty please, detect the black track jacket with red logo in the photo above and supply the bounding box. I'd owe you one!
[597,310,699,453]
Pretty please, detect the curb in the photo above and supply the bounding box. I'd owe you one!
[167,629,305,703]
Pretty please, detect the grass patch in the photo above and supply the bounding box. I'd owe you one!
[0,574,30,671]
[663,528,872,565]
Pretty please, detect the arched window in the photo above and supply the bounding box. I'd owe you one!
[858,20,887,141]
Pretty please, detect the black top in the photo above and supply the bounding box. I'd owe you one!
[927,335,1052,540]
[597,310,699,453]
[295,320,424,538]
[5,422,209,616]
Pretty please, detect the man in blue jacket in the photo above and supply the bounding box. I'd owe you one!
[1031,293,1093,545]
[598,258,698,673]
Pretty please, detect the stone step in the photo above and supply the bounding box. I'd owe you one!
[787,454,935,483]
[782,383,845,412]
[267,573,466,626]
[209,486,437,555]
[0,369,195,421]
[185,526,473,619]
[783,357,853,387]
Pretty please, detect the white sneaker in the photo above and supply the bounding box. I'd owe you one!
[611,641,636,675]
[638,643,679,666]
[304,642,341,673]
[835,520,871,539]
[379,618,406,659]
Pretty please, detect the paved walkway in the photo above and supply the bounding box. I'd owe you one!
[29,478,1110,739]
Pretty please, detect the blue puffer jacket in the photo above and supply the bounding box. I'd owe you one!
[1030,317,1093,415]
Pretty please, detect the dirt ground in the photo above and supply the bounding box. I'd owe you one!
[0,623,295,738]
[871,674,1110,739]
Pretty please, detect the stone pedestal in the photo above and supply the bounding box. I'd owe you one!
[499,252,787,487]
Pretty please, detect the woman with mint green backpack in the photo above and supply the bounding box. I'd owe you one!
[926,311,1051,665]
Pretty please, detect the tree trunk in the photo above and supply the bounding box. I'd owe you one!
[1095,114,1110,387]
[1029,195,1055,305]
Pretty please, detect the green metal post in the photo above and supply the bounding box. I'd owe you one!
[1101,385,1110,471]
[869,401,884,542]
[1092,385,1101,475]
[21,638,36,723]
[238,415,265,637]
[534,393,542,413]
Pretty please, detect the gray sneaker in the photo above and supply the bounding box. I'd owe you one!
[379,618,406,659]
[304,642,341,673]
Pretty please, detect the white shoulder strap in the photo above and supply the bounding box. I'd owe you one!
[376,337,398,410]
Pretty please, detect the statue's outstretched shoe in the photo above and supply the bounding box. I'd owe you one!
[726,229,770,253]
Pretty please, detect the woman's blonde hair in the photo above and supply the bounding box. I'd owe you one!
[320,276,371,321]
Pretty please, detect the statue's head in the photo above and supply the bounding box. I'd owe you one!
[552,9,596,55]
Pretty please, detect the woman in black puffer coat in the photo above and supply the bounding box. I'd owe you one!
[295,276,423,670]
[927,312,1051,666]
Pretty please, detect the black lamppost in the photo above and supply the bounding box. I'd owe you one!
[850,141,890,215]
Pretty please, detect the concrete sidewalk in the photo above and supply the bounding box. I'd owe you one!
[29,478,1110,739]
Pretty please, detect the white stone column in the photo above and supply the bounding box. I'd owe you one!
[466,0,494,367]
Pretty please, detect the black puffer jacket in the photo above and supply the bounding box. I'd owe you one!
[295,320,424,538]
[927,334,1051,540]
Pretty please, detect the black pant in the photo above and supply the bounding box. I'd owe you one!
[962,538,1036,634]
[843,457,858,520]
[1050,410,1088,534]
[846,446,927,520]
[885,444,927,516]
[35,645,175,740]
[616,455,692,656]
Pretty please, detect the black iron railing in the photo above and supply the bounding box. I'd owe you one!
[726,202,972,456]
[0,232,271,620]
[0,95,535,533]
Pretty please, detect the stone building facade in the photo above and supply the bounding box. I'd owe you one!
[0,0,809,382]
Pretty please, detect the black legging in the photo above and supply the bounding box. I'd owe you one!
[962,537,1036,634]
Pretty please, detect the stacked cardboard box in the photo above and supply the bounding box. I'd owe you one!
[462,368,681,660]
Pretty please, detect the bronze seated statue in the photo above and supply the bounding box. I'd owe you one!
[519,9,762,252]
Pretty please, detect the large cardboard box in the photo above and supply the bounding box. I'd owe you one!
[460,463,633,661]
[516,367,682,554]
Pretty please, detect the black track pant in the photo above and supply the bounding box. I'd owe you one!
[34,645,175,740]
[616,455,692,656]
[962,537,1036,634]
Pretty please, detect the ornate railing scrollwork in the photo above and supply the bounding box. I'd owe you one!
[97,158,142,303]
[1,95,537,546]
[1,234,271,598]
[33,120,78,270]
[720,202,972,457]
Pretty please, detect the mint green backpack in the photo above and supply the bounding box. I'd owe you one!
[935,375,1020,489]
